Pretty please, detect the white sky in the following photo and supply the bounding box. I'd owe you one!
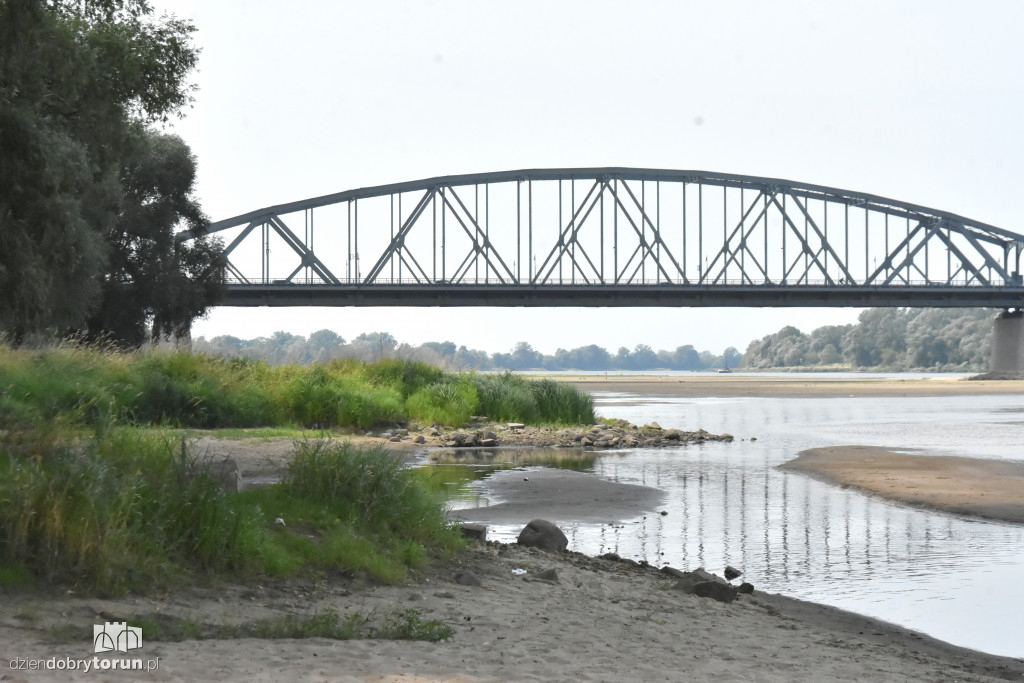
[156,0,1024,354]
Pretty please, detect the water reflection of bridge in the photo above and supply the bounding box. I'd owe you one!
[579,451,1021,589]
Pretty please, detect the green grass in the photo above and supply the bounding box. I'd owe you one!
[57,608,452,643]
[0,433,464,594]
[0,345,596,430]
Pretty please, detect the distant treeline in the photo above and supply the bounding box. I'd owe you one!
[193,332,742,372]
[194,308,996,373]
[741,308,993,371]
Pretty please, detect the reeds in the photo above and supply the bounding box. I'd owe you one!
[0,346,594,430]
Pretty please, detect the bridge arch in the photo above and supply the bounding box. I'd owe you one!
[182,168,1024,308]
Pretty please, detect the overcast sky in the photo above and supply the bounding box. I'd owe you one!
[156,0,1024,354]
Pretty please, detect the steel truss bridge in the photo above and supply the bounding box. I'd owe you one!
[182,168,1024,308]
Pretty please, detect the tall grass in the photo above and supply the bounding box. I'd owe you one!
[0,429,263,593]
[0,344,596,431]
[0,434,463,593]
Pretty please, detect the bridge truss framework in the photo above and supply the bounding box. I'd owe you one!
[181,168,1024,308]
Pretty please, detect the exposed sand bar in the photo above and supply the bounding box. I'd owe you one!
[781,446,1024,524]
[450,467,666,524]
[558,375,1024,399]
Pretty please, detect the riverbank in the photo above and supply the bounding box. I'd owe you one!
[780,446,1024,525]
[5,539,1024,682]
[562,374,1024,398]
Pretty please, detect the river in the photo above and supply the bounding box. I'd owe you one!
[443,384,1024,658]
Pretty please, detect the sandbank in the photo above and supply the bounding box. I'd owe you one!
[560,375,1024,399]
[781,446,1024,524]
[450,467,666,524]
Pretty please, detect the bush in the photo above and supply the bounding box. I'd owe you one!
[407,379,479,426]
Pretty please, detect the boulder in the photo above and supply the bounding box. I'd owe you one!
[413,435,426,444]
[459,523,487,542]
[535,568,559,583]
[517,519,568,552]
[663,429,683,440]
[724,566,743,581]
[481,429,497,441]
[738,582,755,594]
[691,581,738,603]
[671,568,730,594]
[454,572,483,587]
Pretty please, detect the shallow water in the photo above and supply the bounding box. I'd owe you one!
[446,390,1024,658]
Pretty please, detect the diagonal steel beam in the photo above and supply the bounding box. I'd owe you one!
[222,220,261,257]
[533,180,602,284]
[605,182,677,283]
[617,179,687,280]
[932,227,993,286]
[881,222,935,285]
[766,194,837,285]
[364,189,435,283]
[785,194,854,285]
[442,186,516,283]
[707,191,770,285]
[267,216,341,284]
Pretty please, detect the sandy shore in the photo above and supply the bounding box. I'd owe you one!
[6,539,1024,682]
[562,375,1024,399]
[781,446,1024,524]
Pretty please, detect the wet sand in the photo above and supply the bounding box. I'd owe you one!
[450,467,666,524]
[781,446,1024,524]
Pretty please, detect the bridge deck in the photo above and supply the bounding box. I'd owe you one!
[223,283,1024,308]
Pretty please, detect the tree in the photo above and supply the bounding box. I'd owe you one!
[0,0,205,340]
[86,128,222,345]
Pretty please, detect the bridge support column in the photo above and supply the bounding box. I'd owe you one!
[989,310,1024,377]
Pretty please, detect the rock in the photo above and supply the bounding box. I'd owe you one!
[721,433,735,441]
[434,592,456,599]
[204,457,243,493]
[724,566,742,581]
[459,523,487,542]
[691,581,738,603]
[517,519,568,552]
[481,429,497,441]
[646,422,662,430]
[454,572,483,587]
[413,435,426,444]
[581,436,594,446]
[738,582,755,594]
[443,440,460,448]
[480,438,498,447]
[535,568,559,583]
[600,552,622,562]
[663,429,682,440]
[428,428,440,437]
[507,423,525,430]
[671,568,730,594]
[389,436,402,442]
[660,510,668,516]
[660,566,688,578]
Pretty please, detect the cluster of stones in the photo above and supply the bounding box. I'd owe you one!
[369,417,734,450]
[455,519,754,603]
[441,420,733,449]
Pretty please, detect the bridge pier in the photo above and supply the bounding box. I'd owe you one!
[989,310,1024,377]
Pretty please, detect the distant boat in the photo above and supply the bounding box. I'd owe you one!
[718,368,732,374]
